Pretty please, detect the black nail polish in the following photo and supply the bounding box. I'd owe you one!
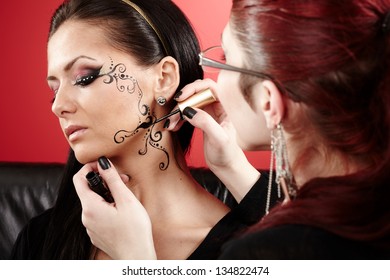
[182,107,197,119]
[98,156,111,170]
[163,119,170,128]
[173,90,183,99]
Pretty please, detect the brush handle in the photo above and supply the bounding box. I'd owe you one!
[152,108,181,124]
[152,88,216,125]
[177,88,216,112]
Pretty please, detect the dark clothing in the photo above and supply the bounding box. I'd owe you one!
[219,223,390,260]
[12,173,276,260]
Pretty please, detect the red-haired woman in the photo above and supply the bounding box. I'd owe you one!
[175,0,390,259]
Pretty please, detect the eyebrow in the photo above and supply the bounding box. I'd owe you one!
[46,55,97,81]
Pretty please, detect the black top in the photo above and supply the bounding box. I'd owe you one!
[12,173,278,260]
[219,223,390,260]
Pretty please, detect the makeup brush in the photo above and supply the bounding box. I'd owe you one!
[136,88,216,129]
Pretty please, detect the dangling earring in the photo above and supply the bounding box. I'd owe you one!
[265,123,296,214]
[156,96,166,106]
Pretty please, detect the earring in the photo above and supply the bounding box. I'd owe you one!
[156,96,166,106]
[265,123,296,214]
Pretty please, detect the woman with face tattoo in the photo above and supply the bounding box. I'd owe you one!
[10,0,272,260]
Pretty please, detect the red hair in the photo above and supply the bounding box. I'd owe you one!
[232,0,390,248]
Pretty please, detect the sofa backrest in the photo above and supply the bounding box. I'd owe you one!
[0,162,235,259]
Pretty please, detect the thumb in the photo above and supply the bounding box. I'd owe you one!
[97,156,136,206]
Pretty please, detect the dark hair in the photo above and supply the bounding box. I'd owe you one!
[42,0,203,259]
[232,0,390,248]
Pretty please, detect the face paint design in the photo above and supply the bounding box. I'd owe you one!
[100,58,148,115]
[74,68,102,86]
[100,58,170,171]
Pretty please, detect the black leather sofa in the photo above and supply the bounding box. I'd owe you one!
[0,161,236,259]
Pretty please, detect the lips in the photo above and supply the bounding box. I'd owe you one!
[64,125,87,141]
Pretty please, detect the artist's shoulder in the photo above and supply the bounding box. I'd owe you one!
[219,224,383,259]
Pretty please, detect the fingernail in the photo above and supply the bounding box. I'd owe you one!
[98,156,111,170]
[182,107,197,119]
[173,91,183,99]
[163,119,170,128]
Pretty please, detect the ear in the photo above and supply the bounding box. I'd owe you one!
[259,80,285,129]
[153,56,180,102]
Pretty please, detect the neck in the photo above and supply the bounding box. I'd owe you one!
[286,134,363,188]
[108,130,203,220]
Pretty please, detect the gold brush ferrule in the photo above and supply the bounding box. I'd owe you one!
[177,88,216,112]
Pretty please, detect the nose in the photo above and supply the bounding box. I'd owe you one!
[51,86,77,117]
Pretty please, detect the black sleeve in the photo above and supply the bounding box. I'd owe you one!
[219,225,301,260]
[218,229,285,259]
[231,171,281,225]
[219,225,364,260]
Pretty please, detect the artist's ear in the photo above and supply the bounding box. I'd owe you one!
[153,56,180,101]
[259,80,285,129]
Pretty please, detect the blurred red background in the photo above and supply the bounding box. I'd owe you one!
[0,0,270,169]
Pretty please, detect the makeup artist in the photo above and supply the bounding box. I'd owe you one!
[170,0,390,259]
[72,0,390,259]
[11,0,273,260]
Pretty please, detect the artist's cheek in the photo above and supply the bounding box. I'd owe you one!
[216,79,238,118]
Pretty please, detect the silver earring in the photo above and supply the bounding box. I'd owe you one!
[265,123,295,214]
[156,96,166,106]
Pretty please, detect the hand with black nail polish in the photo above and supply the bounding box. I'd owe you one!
[169,80,260,203]
[73,157,156,259]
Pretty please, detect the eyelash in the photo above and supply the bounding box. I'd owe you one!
[51,68,102,104]
[74,69,101,86]
[50,90,58,104]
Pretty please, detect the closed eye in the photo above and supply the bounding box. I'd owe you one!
[74,67,102,87]
[50,89,58,104]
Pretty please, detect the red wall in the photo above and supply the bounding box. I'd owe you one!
[0,0,270,169]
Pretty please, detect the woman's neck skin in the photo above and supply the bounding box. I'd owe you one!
[104,129,230,259]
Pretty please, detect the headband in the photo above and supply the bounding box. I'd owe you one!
[121,0,169,54]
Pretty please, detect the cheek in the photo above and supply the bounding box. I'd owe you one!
[217,73,271,150]
[235,110,271,150]
[216,72,240,113]
[84,89,140,141]
[106,98,141,128]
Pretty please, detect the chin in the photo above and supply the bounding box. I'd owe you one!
[238,138,270,151]
[72,148,99,164]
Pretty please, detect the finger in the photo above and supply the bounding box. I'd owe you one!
[175,79,219,102]
[162,105,185,131]
[182,107,231,146]
[165,115,186,132]
[166,80,219,131]
[120,173,130,184]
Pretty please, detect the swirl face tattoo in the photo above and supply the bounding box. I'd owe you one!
[99,58,170,170]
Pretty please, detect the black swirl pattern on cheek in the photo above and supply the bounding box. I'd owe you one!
[114,121,169,170]
[139,126,170,171]
[114,121,170,171]
[105,57,169,170]
[101,58,136,94]
[101,58,149,116]
[113,115,153,143]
